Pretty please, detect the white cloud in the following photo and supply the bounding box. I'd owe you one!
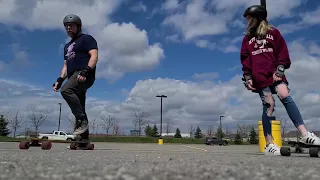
[0,0,164,82]
[162,0,181,11]
[162,0,306,51]
[163,0,230,41]
[92,22,165,81]
[275,6,320,34]
[130,1,147,13]
[193,72,219,80]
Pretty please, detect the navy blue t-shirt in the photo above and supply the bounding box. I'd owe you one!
[64,34,98,78]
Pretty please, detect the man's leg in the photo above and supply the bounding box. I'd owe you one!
[77,90,90,140]
[60,71,94,135]
[275,82,320,145]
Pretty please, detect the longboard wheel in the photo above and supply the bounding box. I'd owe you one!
[280,147,291,156]
[309,147,320,157]
[41,141,52,150]
[19,141,30,149]
[70,143,77,150]
[87,143,94,150]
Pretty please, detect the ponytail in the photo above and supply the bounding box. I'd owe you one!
[256,20,273,36]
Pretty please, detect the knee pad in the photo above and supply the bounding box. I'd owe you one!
[280,96,293,104]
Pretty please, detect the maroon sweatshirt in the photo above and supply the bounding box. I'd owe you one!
[240,27,291,91]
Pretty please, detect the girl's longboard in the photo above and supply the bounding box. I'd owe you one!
[280,142,320,157]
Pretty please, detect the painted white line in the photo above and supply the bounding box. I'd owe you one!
[181,145,208,152]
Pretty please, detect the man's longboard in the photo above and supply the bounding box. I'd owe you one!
[280,142,320,157]
[19,138,52,150]
[67,139,94,150]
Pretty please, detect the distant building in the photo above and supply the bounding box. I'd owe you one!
[130,130,141,136]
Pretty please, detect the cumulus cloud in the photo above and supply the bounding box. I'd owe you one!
[162,0,306,52]
[0,0,164,82]
[92,22,165,81]
[277,6,320,34]
[130,1,147,13]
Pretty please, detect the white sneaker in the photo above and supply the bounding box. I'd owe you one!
[264,143,281,156]
[299,132,320,145]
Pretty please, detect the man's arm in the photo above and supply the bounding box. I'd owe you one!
[88,49,98,69]
[59,60,67,79]
[85,35,98,69]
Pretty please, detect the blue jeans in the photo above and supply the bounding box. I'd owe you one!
[258,81,304,137]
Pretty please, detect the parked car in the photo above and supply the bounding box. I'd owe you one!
[38,131,75,141]
[204,137,228,146]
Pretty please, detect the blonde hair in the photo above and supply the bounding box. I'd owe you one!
[245,19,273,36]
[256,20,273,36]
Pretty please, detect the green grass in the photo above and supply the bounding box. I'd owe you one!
[0,136,21,142]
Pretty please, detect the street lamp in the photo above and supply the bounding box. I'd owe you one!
[58,103,62,131]
[156,95,167,138]
[260,0,266,8]
[219,115,224,141]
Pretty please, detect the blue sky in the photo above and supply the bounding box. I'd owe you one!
[0,0,320,136]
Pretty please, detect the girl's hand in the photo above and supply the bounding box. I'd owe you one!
[273,73,282,82]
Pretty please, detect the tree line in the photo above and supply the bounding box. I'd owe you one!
[0,106,291,140]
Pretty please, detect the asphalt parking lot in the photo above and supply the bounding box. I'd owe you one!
[0,142,319,180]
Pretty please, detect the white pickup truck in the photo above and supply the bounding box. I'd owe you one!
[38,131,76,141]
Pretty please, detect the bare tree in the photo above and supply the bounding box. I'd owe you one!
[27,107,50,133]
[66,114,76,130]
[131,108,150,136]
[112,119,121,136]
[8,110,23,138]
[188,124,195,138]
[100,115,115,135]
[165,118,172,135]
[237,124,250,138]
[206,124,215,137]
[90,118,97,135]
[224,126,232,138]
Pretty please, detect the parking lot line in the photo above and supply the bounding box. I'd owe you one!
[181,145,208,152]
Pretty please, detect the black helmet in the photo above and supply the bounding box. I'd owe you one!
[63,14,82,27]
[243,5,267,20]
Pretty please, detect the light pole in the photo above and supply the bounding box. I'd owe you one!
[219,115,224,141]
[260,0,266,8]
[156,95,167,138]
[58,103,62,131]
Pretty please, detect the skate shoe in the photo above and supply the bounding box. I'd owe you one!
[73,119,89,135]
[299,132,320,145]
[264,143,281,156]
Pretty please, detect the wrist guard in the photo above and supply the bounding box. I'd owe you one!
[242,74,251,88]
[53,77,65,89]
[78,66,93,77]
[275,65,285,77]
